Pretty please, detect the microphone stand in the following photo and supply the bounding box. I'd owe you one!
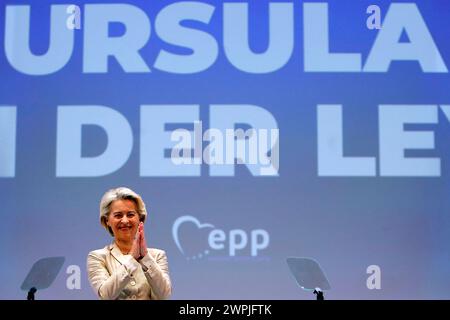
[313,289,324,300]
[27,287,37,300]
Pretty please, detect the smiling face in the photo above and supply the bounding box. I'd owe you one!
[107,199,140,243]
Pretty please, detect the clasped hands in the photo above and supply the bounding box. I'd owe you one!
[130,222,148,260]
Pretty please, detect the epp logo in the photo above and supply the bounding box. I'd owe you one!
[172,215,269,259]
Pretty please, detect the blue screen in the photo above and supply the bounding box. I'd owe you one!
[0,0,449,299]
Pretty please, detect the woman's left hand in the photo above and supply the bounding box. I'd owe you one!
[138,222,148,258]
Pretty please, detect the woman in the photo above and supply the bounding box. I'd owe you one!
[87,187,172,300]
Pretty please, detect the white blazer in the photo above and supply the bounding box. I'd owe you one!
[87,242,172,300]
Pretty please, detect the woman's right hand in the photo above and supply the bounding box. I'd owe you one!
[130,230,141,260]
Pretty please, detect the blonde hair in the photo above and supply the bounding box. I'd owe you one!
[99,187,147,236]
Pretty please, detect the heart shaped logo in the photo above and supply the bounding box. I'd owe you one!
[172,215,214,256]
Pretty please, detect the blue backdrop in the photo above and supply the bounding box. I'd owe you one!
[0,0,449,299]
